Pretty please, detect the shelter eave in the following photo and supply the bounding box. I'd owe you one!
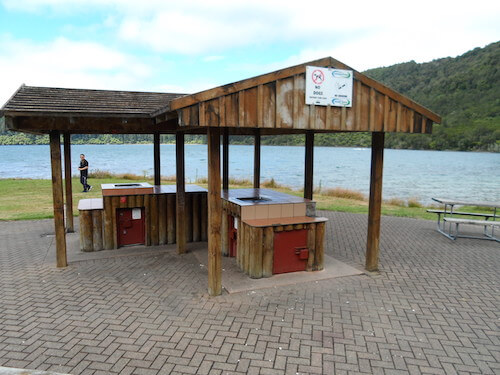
[3,114,179,135]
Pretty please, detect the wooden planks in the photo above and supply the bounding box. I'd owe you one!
[314,222,325,271]
[49,131,67,267]
[307,224,316,271]
[248,226,263,278]
[150,194,159,246]
[79,210,93,252]
[169,56,440,125]
[262,226,274,277]
[92,210,103,251]
[99,191,207,250]
[207,127,222,296]
[366,132,384,272]
[166,194,176,244]
[232,220,326,278]
[158,194,167,245]
[176,73,436,134]
[103,196,114,250]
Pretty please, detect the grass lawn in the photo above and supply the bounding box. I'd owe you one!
[0,177,493,221]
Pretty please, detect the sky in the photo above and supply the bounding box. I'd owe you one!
[0,0,499,106]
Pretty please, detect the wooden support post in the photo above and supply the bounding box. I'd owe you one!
[207,127,222,296]
[223,128,229,190]
[253,129,261,188]
[304,131,314,200]
[176,132,186,254]
[49,131,67,267]
[366,132,385,272]
[154,132,161,186]
[63,133,74,233]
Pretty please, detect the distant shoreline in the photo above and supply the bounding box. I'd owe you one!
[0,143,497,153]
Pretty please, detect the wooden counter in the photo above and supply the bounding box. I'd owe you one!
[78,198,104,252]
[221,188,326,279]
[79,185,208,251]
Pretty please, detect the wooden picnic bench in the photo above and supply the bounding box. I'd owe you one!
[428,198,499,242]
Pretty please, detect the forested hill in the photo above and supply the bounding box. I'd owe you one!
[1,42,499,151]
[363,41,499,151]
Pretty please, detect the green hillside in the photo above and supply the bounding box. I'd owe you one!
[365,41,499,151]
[1,42,499,151]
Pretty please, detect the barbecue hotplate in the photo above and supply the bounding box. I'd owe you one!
[236,196,271,203]
[113,183,143,187]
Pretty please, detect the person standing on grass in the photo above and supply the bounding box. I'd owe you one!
[78,154,92,192]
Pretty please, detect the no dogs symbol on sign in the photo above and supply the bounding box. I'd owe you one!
[311,69,325,85]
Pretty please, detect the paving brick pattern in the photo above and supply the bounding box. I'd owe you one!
[0,212,498,374]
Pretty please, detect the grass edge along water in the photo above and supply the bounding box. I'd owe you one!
[0,172,495,221]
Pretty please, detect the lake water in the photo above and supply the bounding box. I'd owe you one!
[0,144,498,204]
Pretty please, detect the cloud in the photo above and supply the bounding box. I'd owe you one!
[1,0,498,105]
[0,35,152,106]
[2,0,499,59]
[202,56,224,62]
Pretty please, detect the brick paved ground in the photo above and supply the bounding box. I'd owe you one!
[0,212,498,374]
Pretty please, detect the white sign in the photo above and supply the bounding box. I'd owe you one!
[305,66,353,107]
[132,208,142,220]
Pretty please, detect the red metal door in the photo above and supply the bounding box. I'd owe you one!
[117,208,145,247]
[273,229,308,274]
[228,215,237,257]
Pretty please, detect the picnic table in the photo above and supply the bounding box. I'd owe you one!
[428,198,499,242]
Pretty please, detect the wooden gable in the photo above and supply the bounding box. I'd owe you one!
[167,57,441,133]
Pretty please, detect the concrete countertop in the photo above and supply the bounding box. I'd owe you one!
[243,216,328,227]
[221,188,312,206]
[101,183,207,196]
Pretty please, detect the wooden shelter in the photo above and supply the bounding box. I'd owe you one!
[0,57,440,296]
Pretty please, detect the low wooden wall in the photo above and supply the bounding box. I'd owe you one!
[104,192,208,250]
[222,198,325,278]
[80,192,207,251]
[236,221,325,278]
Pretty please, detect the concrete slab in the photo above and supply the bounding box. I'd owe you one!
[192,247,364,294]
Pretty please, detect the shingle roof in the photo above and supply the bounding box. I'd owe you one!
[1,85,186,117]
